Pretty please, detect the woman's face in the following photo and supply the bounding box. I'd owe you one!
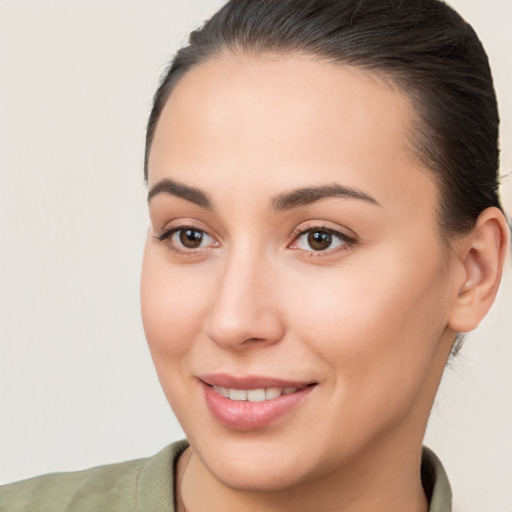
[141,55,459,490]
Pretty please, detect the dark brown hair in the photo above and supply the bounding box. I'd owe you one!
[144,0,504,238]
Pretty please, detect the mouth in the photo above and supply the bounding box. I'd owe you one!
[199,374,317,430]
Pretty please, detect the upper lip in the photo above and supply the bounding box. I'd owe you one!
[199,374,316,390]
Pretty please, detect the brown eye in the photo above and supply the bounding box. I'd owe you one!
[290,226,353,254]
[179,229,205,248]
[155,225,218,254]
[307,231,333,251]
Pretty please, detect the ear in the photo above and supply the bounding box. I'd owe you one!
[448,207,510,333]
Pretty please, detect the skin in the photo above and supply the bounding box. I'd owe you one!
[141,54,509,512]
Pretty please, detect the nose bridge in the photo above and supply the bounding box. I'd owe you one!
[204,243,283,349]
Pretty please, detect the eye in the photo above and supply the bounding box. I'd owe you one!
[290,226,355,253]
[173,228,210,249]
[155,226,218,253]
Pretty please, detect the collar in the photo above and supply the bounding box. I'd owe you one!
[136,442,452,511]
[422,446,452,512]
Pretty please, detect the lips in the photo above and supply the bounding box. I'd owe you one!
[200,374,317,430]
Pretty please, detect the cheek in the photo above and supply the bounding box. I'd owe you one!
[140,242,211,363]
[140,242,218,424]
[285,250,449,408]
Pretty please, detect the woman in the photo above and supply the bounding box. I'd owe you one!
[1,0,510,511]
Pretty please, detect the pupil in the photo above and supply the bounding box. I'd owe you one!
[308,231,332,251]
[180,229,203,248]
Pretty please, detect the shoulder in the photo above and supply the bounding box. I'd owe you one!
[0,440,188,512]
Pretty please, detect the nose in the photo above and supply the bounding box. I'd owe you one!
[204,250,285,350]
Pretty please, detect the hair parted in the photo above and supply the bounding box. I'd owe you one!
[144,0,504,239]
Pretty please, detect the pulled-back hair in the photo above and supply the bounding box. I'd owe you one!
[144,0,504,238]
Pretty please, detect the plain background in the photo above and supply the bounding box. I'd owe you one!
[1,1,511,511]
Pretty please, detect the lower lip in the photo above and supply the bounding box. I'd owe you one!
[202,383,315,430]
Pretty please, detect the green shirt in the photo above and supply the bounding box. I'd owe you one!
[0,441,452,511]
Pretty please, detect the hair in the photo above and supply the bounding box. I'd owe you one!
[144,0,504,240]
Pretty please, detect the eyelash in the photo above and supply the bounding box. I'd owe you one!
[290,224,357,256]
[154,224,357,257]
[154,225,217,256]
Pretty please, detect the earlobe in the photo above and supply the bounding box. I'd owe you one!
[448,207,510,333]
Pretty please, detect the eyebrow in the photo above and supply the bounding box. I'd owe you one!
[270,183,381,210]
[147,178,212,208]
[147,179,381,211]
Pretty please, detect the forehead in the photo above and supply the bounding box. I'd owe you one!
[148,53,437,220]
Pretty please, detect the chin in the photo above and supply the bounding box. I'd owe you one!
[209,457,313,493]
[188,428,330,493]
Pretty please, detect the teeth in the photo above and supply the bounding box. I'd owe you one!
[213,385,229,398]
[247,389,266,402]
[213,385,303,401]
[265,387,282,400]
[229,389,248,401]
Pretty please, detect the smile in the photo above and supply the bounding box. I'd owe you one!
[212,385,304,402]
[199,375,317,430]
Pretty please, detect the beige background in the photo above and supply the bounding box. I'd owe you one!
[0,1,511,511]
